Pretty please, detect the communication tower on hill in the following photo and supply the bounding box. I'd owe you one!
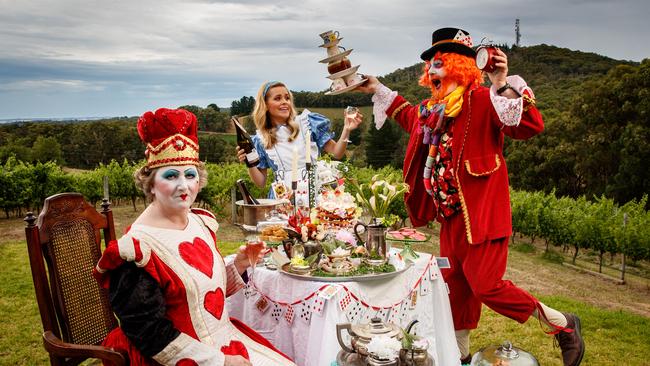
[515,19,521,47]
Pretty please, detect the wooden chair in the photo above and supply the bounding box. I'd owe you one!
[24,193,128,366]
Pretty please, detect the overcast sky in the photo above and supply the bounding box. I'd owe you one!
[1,0,648,119]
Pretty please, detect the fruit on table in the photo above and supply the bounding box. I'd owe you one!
[386,227,428,241]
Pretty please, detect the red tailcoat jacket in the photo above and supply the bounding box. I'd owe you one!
[386,85,543,244]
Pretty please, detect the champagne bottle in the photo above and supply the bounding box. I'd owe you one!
[236,179,260,205]
[233,117,260,168]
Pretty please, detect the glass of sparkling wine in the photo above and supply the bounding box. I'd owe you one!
[345,106,359,119]
[245,238,265,276]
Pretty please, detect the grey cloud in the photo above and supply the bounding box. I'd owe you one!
[0,0,648,119]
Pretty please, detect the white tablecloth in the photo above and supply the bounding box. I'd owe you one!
[227,252,460,366]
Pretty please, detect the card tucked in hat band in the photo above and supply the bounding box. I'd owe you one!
[431,39,473,48]
[421,27,476,61]
[137,108,200,169]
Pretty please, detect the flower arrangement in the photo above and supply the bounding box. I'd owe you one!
[334,229,357,246]
[367,335,402,360]
[288,209,325,242]
[401,329,429,350]
[348,173,409,222]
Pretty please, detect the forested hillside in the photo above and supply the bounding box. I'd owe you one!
[366,45,647,205]
[1,44,647,205]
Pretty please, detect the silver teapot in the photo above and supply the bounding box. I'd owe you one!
[399,348,429,366]
[354,218,388,264]
[471,341,539,366]
[337,317,414,358]
[399,320,429,366]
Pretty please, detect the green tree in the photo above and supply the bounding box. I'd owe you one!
[0,145,33,163]
[230,96,255,116]
[198,107,228,132]
[364,118,405,168]
[32,136,64,164]
[199,135,234,164]
[568,62,650,204]
[178,105,201,116]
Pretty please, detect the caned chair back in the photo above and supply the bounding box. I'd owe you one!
[25,192,126,366]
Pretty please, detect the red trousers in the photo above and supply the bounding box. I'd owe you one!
[440,213,538,330]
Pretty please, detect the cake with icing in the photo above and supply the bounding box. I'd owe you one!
[314,185,360,229]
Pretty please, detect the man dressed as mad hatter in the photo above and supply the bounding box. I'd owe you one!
[357,27,585,365]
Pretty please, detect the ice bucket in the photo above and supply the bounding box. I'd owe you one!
[234,199,285,229]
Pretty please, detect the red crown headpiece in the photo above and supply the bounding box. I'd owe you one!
[137,108,200,169]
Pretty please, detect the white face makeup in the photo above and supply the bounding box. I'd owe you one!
[428,57,446,91]
[151,164,200,211]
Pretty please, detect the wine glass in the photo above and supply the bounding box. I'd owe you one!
[345,106,359,119]
[245,238,265,278]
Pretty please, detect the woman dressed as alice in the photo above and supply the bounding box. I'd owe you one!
[237,81,363,205]
[94,108,294,366]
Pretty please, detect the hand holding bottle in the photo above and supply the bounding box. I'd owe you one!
[233,117,260,167]
[236,146,248,164]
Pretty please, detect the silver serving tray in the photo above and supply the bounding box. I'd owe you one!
[279,262,412,282]
[336,350,433,366]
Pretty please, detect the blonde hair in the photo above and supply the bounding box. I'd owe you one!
[252,81,299,149]
[134,162,208,201]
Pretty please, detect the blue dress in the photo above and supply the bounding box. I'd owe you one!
[251,109,334,202]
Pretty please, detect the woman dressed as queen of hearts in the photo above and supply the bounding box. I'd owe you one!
[94,108,294,366]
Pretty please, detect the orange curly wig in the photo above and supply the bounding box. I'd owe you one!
[419,51,483,95]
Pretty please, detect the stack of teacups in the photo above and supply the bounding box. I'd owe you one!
[318,30,365,94]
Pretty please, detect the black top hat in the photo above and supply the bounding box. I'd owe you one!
[420,27,476,61]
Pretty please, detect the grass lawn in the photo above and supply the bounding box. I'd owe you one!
[1,204,649,365]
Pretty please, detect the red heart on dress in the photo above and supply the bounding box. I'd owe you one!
[221,340,250,360]
[179,237,214,278]
[204,287,225,320]
[176,359,198,366]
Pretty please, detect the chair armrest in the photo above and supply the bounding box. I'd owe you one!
[43,331,128,366]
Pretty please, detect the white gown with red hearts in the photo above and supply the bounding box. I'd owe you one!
[95,209,293,366]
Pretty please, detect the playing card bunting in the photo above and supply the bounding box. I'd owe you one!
[245,257,439,327]
[137,108,200,169]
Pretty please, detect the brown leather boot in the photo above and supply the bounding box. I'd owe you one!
[555,313,585,366]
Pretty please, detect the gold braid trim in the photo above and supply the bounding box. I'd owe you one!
[464,154,501,177]
[454,89,474,244]
[390,101,411,119]
[523,94,536,112]
[147,134,200,169]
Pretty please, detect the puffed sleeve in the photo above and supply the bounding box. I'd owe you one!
[489,75,544,140]
[251,134,276,170]
[109,262,179,357]
[307,112,335,149]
